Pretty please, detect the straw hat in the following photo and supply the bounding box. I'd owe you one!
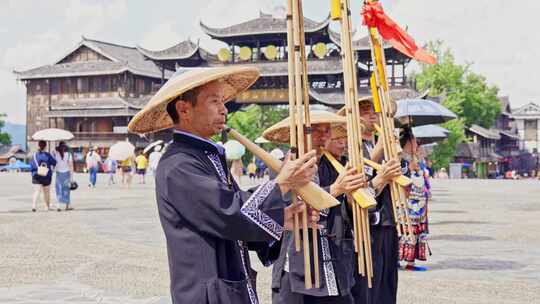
[262,110,346,144]
[337,95,397,117]
[331,124,348,140]
[128,66,260,134]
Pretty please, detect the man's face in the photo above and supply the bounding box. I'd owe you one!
[358,102,378,133]
[326,137,347,158]
[311,123,332,151]
[177,81,228,138]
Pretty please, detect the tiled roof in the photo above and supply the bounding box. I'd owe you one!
[0,145,25,159]
[201,12,330,38]
[137,40,215,61]
[469,124,501,140]
[16,37,169,80]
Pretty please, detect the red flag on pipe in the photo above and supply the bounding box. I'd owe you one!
[362,1,437,64]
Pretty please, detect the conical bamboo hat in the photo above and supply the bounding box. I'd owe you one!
[337,95,397,117]
[128,66,260,134]
[262,110,346,144]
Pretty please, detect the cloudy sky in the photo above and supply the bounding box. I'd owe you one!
[1,0,538,124]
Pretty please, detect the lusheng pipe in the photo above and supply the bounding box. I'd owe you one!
[226,128,340,211]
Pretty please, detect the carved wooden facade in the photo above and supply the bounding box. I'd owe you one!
[17,38,168,170]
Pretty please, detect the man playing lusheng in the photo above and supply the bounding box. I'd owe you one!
[342,96,403,304]
[263,111,369,304]
[128,67,320,304]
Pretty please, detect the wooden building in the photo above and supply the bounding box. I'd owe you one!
[138,12,419,108]
[15,37,171,170]
[512,102,540,153]
[0,145,26,166]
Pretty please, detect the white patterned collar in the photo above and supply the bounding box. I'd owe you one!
[173,130,225,155]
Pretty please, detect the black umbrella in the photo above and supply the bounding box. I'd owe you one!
[413,124,449,144]
[395,98,457,127]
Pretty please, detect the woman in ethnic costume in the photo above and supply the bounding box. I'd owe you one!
[398,126,430,271]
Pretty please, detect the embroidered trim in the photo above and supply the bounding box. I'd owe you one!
[367,186,377,197]
[320,208,330,217]
[207,153,227,183]
[237,241,259,304]
[240,180,284,240]
[320,228,339,296]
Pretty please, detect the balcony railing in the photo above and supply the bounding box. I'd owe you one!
[72,132,128,140]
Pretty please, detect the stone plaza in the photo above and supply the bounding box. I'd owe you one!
[0,172,539,304]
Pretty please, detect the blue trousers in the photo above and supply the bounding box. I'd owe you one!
[89,167,97,186]
[55,171,71,204]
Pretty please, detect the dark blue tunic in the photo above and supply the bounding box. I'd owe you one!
[271,154,356,303]
[156,132,288,304]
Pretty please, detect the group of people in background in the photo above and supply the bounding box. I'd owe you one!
[29,141,164,212]
[84,145,163,188]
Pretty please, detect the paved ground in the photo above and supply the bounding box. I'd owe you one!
[0,172,539,303]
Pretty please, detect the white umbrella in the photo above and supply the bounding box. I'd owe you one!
[143,140,164,154]
[223,140,245,160]
[108,141,135,161]
[255,136,270,144]
[270,148,285,160]
[32,128,74,141]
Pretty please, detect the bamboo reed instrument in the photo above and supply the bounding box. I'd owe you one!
[331,0,376,287]
[362,157,412,187]
[365,0,414,239]
[286,0,318,289]
[226,128,340,211]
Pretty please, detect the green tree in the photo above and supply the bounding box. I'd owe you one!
[412,41,501,170]
[429,119,466,171]
[0,114,12,145]
[220,104,288,164]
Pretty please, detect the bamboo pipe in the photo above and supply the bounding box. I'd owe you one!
[226,128,340,210]
[362,157,412,187]
[286,0,302,253]
[372,26,415,240]
[370,44,405,236]
[291,0,312,289]
[375,38,414,240]
[334,0,374,285]
[344,0,373,284]
[367,19,415,239]
[321,150,377,209]
[296,1,320,287]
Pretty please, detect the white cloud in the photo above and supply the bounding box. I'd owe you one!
[65,0,127,37]
[0,69,26,123]
[3,31,64,70]
[388,0,540,106]
[139,22,183,50]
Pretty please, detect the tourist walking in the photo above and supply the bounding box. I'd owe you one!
[135,150,148,184]
[247,161,257,180]
[85,146,101,188]
[120,156,134,188]
[30,140,57,212]
[104,156,117,186]
[52,141,74,211]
